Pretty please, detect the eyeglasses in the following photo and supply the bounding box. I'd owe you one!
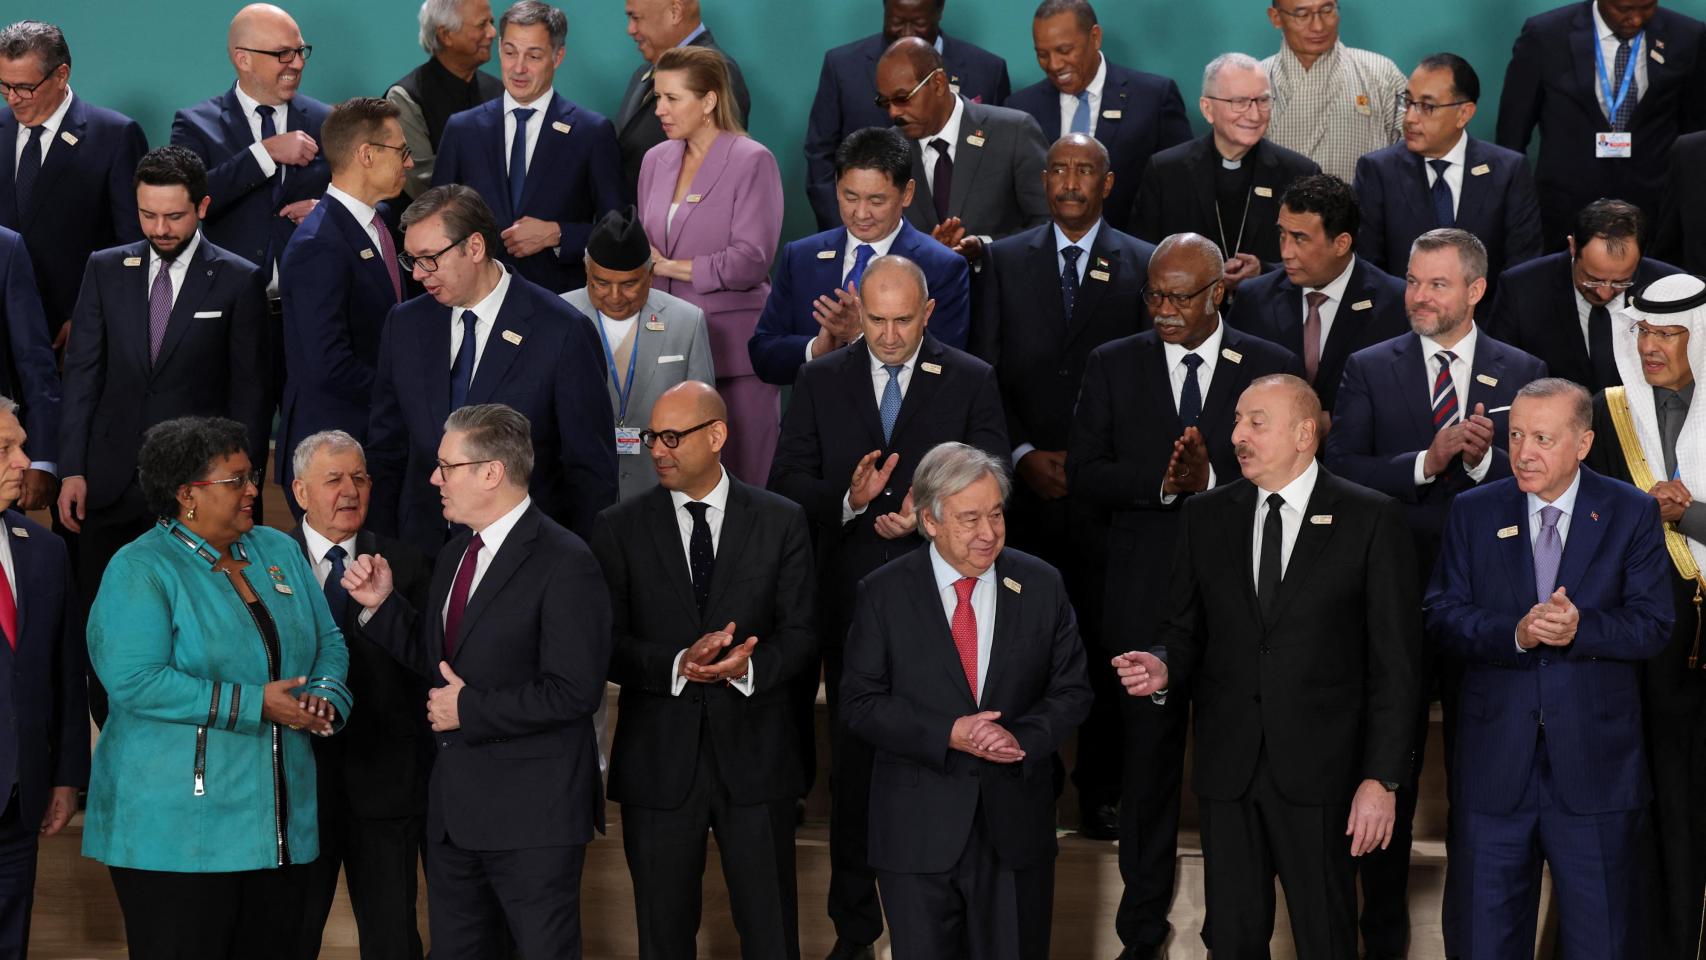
[189,469,264,489]
[365,141,412,162]
[1573,260,1637,291]
[434,459,494,475]
[1203,94,1274,114]
[1630,322,1688,342]
[236,44,313,64]
[1273,2,1338,23]
[0,68,56,100]
[1399,94,1473,118]
[640,419,720,449]
[399,236,465,274]
[1141,278,1222,310]
[873,67,943,110]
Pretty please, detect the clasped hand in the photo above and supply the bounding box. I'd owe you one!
[679,621,759,683]
[260,675,336,735]
[950,710,1024,763]
[1517,586,1578,649]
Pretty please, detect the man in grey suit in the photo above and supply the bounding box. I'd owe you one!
[563,207,714,501]
[877,37,1050,264]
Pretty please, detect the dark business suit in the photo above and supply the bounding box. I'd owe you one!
[1654,130,1706,273]
[747,220,970,386]
[591,478,816,960]
[1224,258,1409,412]
[902,100,1050,241]
[614,28,751,195]
[364,503,613,960]
[1153,468,1422,959]
[768,334,1008,947]
[433,93,624,293]
[0,96,146,335]
[0,228,60,465]
[841,546,1092,959]
[803,31,1011,229]
[1425,468,1673,959]
[1067,324,1301,954]
[367,274,617,554]
[289,526,432,960]
[1005,60,1193,235]
[1129,135,1319,262]
[1353,136,1543,297]
[1496,1,1706,249]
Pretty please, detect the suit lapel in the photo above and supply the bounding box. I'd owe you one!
[1198,324,1244,428]
[1186,138,1218,250]
[1550,258,1594,377]
[422,303,454,427]
[25,97,86,225]
[1266,472,1341,627]
[645,488,701,623]
[704,480,755,615]
[1227,482,1262,626]
[220,87,256,149]
[887,337,945,444]
[120,242,154,375]
[1264,276,1306,355]
[1456,139,1494,236]
[980,554,1021,704]
[1140,336,1182,434]
[426,535,462,667]
[1319,263,1373,376]
[1397,335,1437,438]
[1498,481,1538,603]
[948,102,988,219]
[1555,471,1610,597]
[468,282,532,404]
[1465,337,1508,414]
[842,341,887,449]
[521,96,574,212]
[4,517,27,647]
[1069,227,1118,343]
[0,115,17,223]
[152,242,218,375]
[1403,152,1439,227]
[817,229,849,294]
[452,509,538,661]
[905,551,978,709]
[907,141,939,230]
[662,133,735,259]
[478,103,512,221]
[325,197,397,301]
[1570,7,1606,120]
[1025,228,1068,332]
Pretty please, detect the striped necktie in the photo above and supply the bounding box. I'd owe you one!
[1430,350,1459,430]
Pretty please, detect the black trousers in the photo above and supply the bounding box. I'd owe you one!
[823,641,883,946]
[1114,688,1191,953]
[109,862,312,960]
[1638,582,1706,960]
[296,803,424,959]
[0,791,39,960]
[425,832,586,960]
[77,486,155,728]
[622,725,800,959]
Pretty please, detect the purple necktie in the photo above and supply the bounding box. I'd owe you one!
[148,260,173,363]
[1533,505,1563,603]
[443,532,484,661]
[372,212,402,301]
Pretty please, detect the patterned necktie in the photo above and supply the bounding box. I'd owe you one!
[13,125,44,216]
[1533,505,1563,604]
[148,259,174,364]
[846,243,875,291]
[1302,291,1327,383]
[255,105,282,204]
[879,364,904,443]
[1430,350,1459,430]
[322,544,351,635]
[1060,245,1082,320]
[508,107,536,214]
[372,212,402,301]
[1611,39,1637,132]
[930,138,953,223]
[1258,493,1285,619]
[951,576,979,701]
[1178,353,1204,428]
[1588,303,1618,390]
[442,532,484,661]
[1428,158,1454,227]
[684,501,715,613]
[450,311,477,410]
[1070,92,1091,134]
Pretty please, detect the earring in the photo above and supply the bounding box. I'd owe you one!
[186,506,196,522]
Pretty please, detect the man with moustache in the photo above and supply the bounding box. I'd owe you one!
[386,0,502,200]
[615,0,750,195]
[1260,0,1406,183]
[803,0,1010,230]
[1068,233,1300,958]
[1115,373,1422,960]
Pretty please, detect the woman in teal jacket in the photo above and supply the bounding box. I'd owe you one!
[82,416,353,958]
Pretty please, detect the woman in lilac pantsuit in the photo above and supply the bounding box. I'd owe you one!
[637,45,784,484]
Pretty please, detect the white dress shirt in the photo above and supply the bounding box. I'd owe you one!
[1413,324,1493,485]
[1591,2,1649,121]
[1420,132,1468,220]
[598,311,638,352]
[502,89,552,176]
[148,230,203,310]
[232,82,289,179]
[667,467,755,696]
[441,495,532,623]
[324,184,382,248]
[1156,319,1227,502]
[450,264,513,377]
[12,87,73,171]
[1056,55,1108,138]
[1251,458,1320,589]
[1301,254,1359,351]
[301,523,357,589]
[843,347,920,522]
[920,97,966,196]
[929,543,996,703]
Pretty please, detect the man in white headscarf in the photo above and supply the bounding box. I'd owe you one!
[1587,271,1706,960]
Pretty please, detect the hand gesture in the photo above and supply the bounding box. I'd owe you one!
[1346,779,1396,856]
[950,710,1025,763]
[341,553,395,611]
[262,129,319,166]
[930,216,966,251]
[1222,252,1262,289]
[1650,478,1693,524]
[1422,420,1466,479]
[848,450,899,512]
[427,661,464,731]
[1460,403,1495,469]
[1016,449,1069,500]
[873,489,918,540]
[56,476,87,533]
[810,283,863,358]
[277,198,318,225]
[687,635,759,682]
[680,621,736,683]
[262,676,332,735]
[502,216,560,258]
[1163,427,1211,496]
[1111,651,1168,697]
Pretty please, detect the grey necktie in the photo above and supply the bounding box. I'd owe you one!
[1533,505,1563,604]
[1658,390,1687,480]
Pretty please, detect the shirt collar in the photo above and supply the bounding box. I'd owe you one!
[845,219,905,258]
[149,230,203,273]
[929,542,996,593]
[458,263,512,323]
[1417,322,1479,367]
[932,33,944,55]
[1084,54,1108,100]
[1527,467,1583,516]
[1421,131,1470,166]
[502,88,553,113]
[869,341,923,375]
[473,495,532,553]
[32,86,74,135]
[232,81,285,115]
[1052,220,1103,258]
[324,184,378,230]
[678,22,708,48]
[669,464,731,515]
[1161,317,1227,370]
[1310,255,1359,302]
[1260,457,1321,513]
[301,522,357,564]
[1592,2,1637,44]
[923,96,965,149]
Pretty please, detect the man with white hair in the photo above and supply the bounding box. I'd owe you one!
[384,0,502,198]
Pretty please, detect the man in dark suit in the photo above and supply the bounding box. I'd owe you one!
[385,0,502,199]
[1069,233,1301,959]
[344,402,613,960]
[277,97,413,503]
[1325,227,1548,960]
[1226,174,1409,413]
[1484,198,1682,393]
[1355,54,1542,298]
[369,184,616,554]
[286,429,433,960]
[434,1,622,294]
[977,132,1154,840]
[878,37,1049,264]
[58,146,270,723]
[750,126,970,387]
[1006,0,1190,236]
[592,381,815,960]
[0,20,146,346]
[1497,0,1706,250]
[842,440,1091,959]
[803,0,1010,230]
[1654,130,1706,273]
[615,0,750,195]
[0,226,58,514]
[769,254,1008,960]
[1131,52,1318,289]
[1426,378,1673,959]
[1116,374,1423,960]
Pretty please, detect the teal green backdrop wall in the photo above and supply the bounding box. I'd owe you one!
[47,0,1567,244]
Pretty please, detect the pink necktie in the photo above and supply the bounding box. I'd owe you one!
[1303,291,1326,384]
[373,213,402,301]
[952,577,979,700]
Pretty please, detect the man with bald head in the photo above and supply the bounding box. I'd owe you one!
[770,254,1007,959]
[592,380,815,960]
[1115,373,1422,959]
[877,37,1049,263]
[614,0,751,194]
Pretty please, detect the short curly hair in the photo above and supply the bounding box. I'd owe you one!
[137,417,251,519]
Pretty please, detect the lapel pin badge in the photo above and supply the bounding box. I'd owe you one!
[359,248,375,260]
[1002,577,1022,594]
[685,193,702,203]
[1089,269,1110,282]
[1350,299,1373,311]
[1094,256,1110,268]
[966,130,986,147]
[1497,525,1519,539]
[1309,514,1333,525]
[1650,49,1666,64]
[1102,109,1123,119]
[8,527,26,538]
[1221,347,1243,364]
[1470,163,1491,176]
[645,315,666,331]
[502,329,524,345]
[552,120,571,134]
[1254,185,1274,198]
[1592,511,1600,522]
[920,361,943,374]
[1476,374,1499,387]
[816,249,836,260]
[60,131,78,146]
[123,256,142,267]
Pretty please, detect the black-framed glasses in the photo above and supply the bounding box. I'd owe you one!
[873,67,943,110]
[640,419,720,449]
[365,140,412,162]
[399,236,465,274]
[1399,94,1473,117]
[189,469,264,489]
[1141,278,1222,310]
[0,68,56,100]
[1630,321,1687,342]
[1273,2,1337,23]
[1203,94,1274,113]
[1573,259,1637,291]
[434,458,494,475]
[236,44,313,64]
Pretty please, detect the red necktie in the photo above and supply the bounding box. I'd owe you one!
[0,566,14,650]
[951,577,979,700]
[372,212,403,302]
[442,533,484,661]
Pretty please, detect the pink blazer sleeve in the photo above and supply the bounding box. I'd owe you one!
[689,138,783,296]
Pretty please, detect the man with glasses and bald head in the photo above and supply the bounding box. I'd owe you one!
[1260,0,1406,183]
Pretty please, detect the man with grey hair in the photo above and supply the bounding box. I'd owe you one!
[842,439,1090,958]
[345,401,614,960]
[1261,0,1406,183]
[433,0,623,293]
[385,0,502,198]
[1132,51,1318,289]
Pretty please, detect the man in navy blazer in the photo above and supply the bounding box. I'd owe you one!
[0,396,87,958]
[803,0,1010,230]
[1355,54,1542,299]
[1226,174,1408,413]
[1497,0,1706,250]
[1654,130,1706,273]
[1004,0,1190,236]
[749,126,969,387]
[276,97,414,503]
[1426,378,1673,959]
[433,2,622,295]
[0,21,146,344]
[0,227,59,513]
[369,185,616,555]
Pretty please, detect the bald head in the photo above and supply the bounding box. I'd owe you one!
[1249,373,1323,427]
[648,380,727,496]
[1152,232,1225,280]
[879,35,945,78]
[655,379,726,425]
[229,3,297,47]
[228,3,306,104]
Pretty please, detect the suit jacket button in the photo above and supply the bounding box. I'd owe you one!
[1252,693,1262,703]
[1538,658,1549,667]
[1529,710,1540,722]
[882,489,892,498]
[1259,645,1270,654]
[1058,368,1069,377]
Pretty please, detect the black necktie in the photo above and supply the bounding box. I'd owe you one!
[685,502,714,613]
[1588,302,1619,390]
[1060,245,1082,320]
[322,544,351,634]
[1258,493,1284,620]
[255,105,282,204]
[14,125,43,216]
[1179,353,1204,428]
[451,310,477,409]
[930,137,953,223]
[1428,158,1454,227]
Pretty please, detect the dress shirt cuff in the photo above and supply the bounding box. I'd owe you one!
[804,337,819,363]
[1414,452,1435,486]
[842,491,868,525]
[729,664,755,697]
[1206,465,1218,489]
[1464,451,1493,483]
[1514,629,1526,655]
[249,141,278,179]
[670,649,690,696]
[358,606,377,628]
[28,461,55,476]
[1012,442,1037,465]
[1160,484,1177,506]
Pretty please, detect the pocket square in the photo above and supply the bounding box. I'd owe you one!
[193,310,223,318]
[657,354,685,363]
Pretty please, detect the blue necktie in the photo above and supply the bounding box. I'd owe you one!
[322,544,351,634]
[1060,245,1083,320]
[508,107,536,215]
[450,311,477,410]
[1070,92,1091,135]
[845,243,875,291]
[1611,39,1637,132]
[255,105,282,204]
[13,125,43,216]
[879,364,903,443]
[1428,158,1454,227]
[1178,353,1204,428]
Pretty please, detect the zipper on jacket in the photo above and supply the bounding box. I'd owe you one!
[236,573,290,867]
[193,726,207,796]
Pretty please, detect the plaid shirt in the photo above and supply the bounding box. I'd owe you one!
[1262,40,1406,183]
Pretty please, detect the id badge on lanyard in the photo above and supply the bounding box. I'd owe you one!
[1593,32,1642,159]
